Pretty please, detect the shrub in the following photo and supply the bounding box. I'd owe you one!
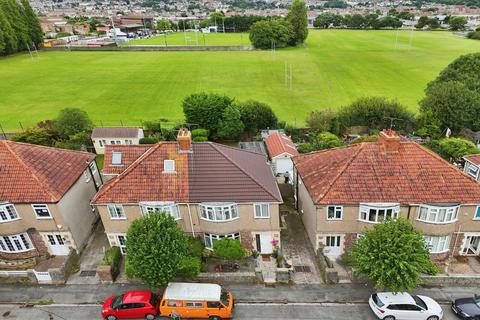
[305,109,340,134]
[249,19,294,49]
[139,136,158,144]
[11,127,55,146]
[351,135,378,144]
[192,136,208,142]
[213,238,246,260]
[176,256,202,278]
[191,128,209,138]
[186,237,205,259]
[467,31,480,40]
[101,246,121,268]
[239,100,278,134]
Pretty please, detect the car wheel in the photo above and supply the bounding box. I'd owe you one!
[106,316,117,320]
[210,316,222,320]
[382,316,395,320]
[426,317,438,320]
[145,314,155,320]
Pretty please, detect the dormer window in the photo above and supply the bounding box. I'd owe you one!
[164,160,175,173]
[111,152,122,165]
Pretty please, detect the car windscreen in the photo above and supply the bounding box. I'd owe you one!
[111,295,123,309]
[413,295,427,310]
[474,295,480,306]
[150,293,158,306]
[372,294,384,308]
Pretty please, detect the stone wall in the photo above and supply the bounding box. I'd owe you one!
[422,275,480,286]
[191,272,258,284]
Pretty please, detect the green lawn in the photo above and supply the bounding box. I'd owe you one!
[1,30,480,131]
[125,32,251,46]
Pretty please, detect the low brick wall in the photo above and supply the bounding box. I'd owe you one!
[46,45,254,52]
[422,275,480,286]
[190,272,258,284]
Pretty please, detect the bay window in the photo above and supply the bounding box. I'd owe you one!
[204,232,240,250]
[0,203,19,223]
[0,233,33,253]
[424,235,450,253]
[139,202,180,220]
[200,203,238,222]
[417,205,458,224]
[359,204,400,223]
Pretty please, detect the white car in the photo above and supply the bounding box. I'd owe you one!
[369,292,443,320]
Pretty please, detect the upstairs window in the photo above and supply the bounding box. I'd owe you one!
[327,206,343,220]
[0,204,19,223]
[417,205,458,224]
[139,202,180,220]
[254,204,270,218]
[32,204,52,219]
[107,204,126,220]
[163,160,175,173]
[467,163,479,179]
[200,204,238,222]
[359,204,400,223]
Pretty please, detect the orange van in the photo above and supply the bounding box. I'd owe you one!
[159,282,234,320]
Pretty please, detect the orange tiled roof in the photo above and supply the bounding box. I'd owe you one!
[293,140,480,205]
[464,154,480,166]
[103,145,152,175]
[264,133,298,159]
[0,141,95,203]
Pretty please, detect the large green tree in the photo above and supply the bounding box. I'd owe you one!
[126,212,188,287]
[54,108,93,139]
[0,0,29,51]
[239,100,278,134]
[449,16,467,31]
[287,0,308,44]
[313,13,342,29]
[348,218,438,292]
[156,19,172,32]
[0,9,17,55]
[20,0,42,46]
[305,109,340,134]
[217,104,245,140]
[249,19,294,49]
[182,92,234,138]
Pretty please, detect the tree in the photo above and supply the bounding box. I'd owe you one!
[125,212,188,288]
[348,218,439,292]
[0,0,29,51]
[449,16,467,31]
[20,0,42,46]
[305,109,340,134]
[11,127,55,146]
[53,108,93,139]
[218,104,245,140]
[0,9,17,55]
[287,0,308,44]
[182,92,234,138]
[156,19,172,32]
[249,19,294,49]
[314,13,342,29]
[435,138,480,162]
[298,132,343,153]
[239,100,278,134]
[213,238,245,260]
[429,53,480,92]
[339,97,415,132]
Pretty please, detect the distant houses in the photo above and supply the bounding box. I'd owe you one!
[264,132,298,179]
[91,126,144,154]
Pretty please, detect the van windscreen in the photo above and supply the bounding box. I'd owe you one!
[221,292,229,306]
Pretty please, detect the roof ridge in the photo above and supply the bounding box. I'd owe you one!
[93,142,164,202]
[208,141,266,157]
[1,141,58,202]
[309,143,366,204]
[6,140,94,157]
[209,142,281,202]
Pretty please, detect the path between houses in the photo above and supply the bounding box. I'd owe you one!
[0,283,476,305]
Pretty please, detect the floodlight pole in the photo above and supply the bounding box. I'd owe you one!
[290,64,293,90]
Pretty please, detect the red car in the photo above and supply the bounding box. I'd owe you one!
[101,290,159,320]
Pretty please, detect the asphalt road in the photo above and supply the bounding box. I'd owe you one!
[0,303,460,320]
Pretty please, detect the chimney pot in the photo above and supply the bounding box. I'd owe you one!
[177,128,192,153]
[378,129,400,153]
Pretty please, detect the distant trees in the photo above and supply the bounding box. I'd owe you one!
[314,12,402,29]
[467,31,480,40]
[156,19,173,32]
[313,13,343,29]
[297,132,343,153]
[223,15,267,32]
[249,19,294,49]
[287,0,308,44]
[0,0,42,56]
[415,16,440,29]
[449,16,468,30]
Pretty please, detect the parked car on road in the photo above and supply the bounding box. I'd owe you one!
[452,294,480,319]
[159,282,234,319]
[369,292,443,320]
[101,290,159,320]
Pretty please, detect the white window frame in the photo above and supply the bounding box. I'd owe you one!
[204,232,240,250]
[200,203,239,222]
[139,202,181,220]
[31,204,52,219]
[98,140,103,147]
[89,161,97,175]
[0,233,34,253]
[475,206,480,221]
[163,160,175,173]
[107,204,126,220]
[358,203,400,224]
[254,203,270,219]
[424,235,450,254]
[112,234,127,255]
[111,152,122,165]
[417,205,459,224]
[467,163,479,179]
[327,205,343,220]
[0,203,20,223]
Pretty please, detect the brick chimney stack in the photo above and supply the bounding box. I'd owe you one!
[177,128,192,153]
[378,129,400,153]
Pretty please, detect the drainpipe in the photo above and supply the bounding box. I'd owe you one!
[407,205,411,220]
[187,203,195,237]
[294,168,299,209]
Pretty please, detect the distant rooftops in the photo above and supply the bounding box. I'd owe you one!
[91,127,143,139]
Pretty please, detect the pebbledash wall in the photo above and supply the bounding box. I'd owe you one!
[97,203,281,253]
[297,175,480,265]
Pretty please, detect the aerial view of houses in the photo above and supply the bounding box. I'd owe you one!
[2,0,480,318]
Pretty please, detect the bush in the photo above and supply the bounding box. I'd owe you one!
[249,19,294,49]
[53,108,93,139]
[213,238,246,260]
[11,127,55,146]
[186,237,205,259]
[239,100,278,134]
[139,136,158,144]
[176,256,202,278]
[305,109,340,134]
[351,135,378,144]
[192,136,208,142]
[101,246,121,268]
[467,31,480,40]
[191,128,209,138]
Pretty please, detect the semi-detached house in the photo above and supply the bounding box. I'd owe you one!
[92,129,283,254]
[293,130,480,265]
[0,141,101,265]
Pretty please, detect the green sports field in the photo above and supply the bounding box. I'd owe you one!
[0,30,479,131]
[125,32,251,46]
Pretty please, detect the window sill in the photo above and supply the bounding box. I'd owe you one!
[110,217,127,221]
[0,248,35,254]
[254,216,270,219]
[416,219,458,225]
[358,219,380,224]
[35,217,53,220]
[200,217,239,223]
[327,218,343,221]
[0,218,21,224]
[430,249,449,254]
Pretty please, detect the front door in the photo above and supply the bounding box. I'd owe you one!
[324,235,342,258]
[46,234,69,256]
[258,234,273,254]
[462,236,480,256]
